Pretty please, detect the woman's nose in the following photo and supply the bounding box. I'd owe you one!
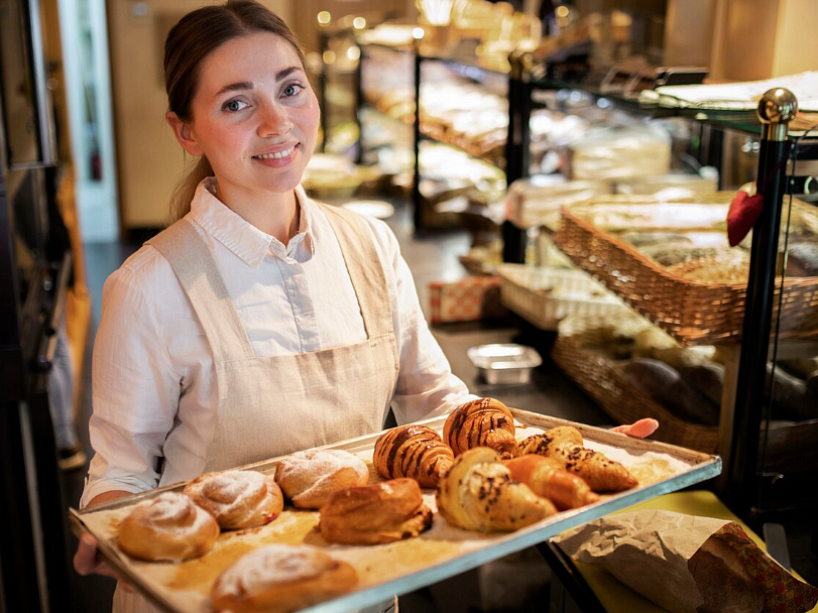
[257,102,292,137]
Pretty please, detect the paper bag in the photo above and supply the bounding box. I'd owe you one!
[552,510,818,613]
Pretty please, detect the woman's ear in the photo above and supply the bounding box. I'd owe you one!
[166,112,203,156]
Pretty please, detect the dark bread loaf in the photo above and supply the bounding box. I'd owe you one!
[679,363,725,406]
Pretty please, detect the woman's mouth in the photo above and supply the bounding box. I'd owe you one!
[253,144,297,160]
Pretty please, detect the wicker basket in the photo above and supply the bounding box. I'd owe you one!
[553,195,818,345]
[551,313,720,453]
[498,264,629,330]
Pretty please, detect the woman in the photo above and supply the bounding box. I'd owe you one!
[74,2,656,610]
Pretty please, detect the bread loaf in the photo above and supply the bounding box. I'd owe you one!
[679,363,725,406]
[274,449,369,509]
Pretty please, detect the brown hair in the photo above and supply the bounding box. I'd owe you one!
[164,0,305,221]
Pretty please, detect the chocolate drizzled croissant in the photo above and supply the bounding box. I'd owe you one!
[373,425,454,488]
[443,398,518,459]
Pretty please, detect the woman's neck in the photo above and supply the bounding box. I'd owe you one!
[215,184,299,245]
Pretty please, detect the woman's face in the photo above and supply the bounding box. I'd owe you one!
[170,32,319,203]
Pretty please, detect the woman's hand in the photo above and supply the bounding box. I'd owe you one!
[611,418,659,439]
[73,533,134,591]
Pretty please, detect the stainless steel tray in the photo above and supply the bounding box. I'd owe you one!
[69,409,721,613]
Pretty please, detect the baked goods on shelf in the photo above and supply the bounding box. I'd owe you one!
[274,449,369,509]
[210,544,358,613]
[437,447,557,532]
[373,424,454,488]
[117,492,219,562]
[183,470,283,530]
[319,478,433,545]
[503,455,599,510]
[443,397,519,459]
[519,426,638,492]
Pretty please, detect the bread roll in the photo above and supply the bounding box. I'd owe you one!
[319,478,433,545]
[118,492,219,562]
[519,427,637,492]
[373,424,454,488]
[274,449,369,509]
[437,447,557,532]
[184,470,283,530]
[210,544,358,613]
[443,398,518,459]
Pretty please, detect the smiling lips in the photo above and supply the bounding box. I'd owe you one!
[253,144,297,160]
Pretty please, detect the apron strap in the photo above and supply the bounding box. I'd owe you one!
[147,219,255,361]
[319,203,392,339]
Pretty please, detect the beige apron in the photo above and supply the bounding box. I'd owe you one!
[113,203,399,613]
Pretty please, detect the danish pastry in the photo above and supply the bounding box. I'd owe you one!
[519,426,638,492]
[373,424,454,488]
[503,455,599,510]
[320,478,433,545]
[274,448,369,509]
[118,492,219,561]
[443,398,518,459]
[184,470,284,530]
[210,544,358,613]
[437,447,557,532]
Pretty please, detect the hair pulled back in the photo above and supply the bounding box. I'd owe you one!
[164,0,304,221]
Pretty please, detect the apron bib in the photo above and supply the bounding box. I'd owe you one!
[114,203,399,613]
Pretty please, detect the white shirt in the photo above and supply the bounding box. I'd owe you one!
[81,180,473,507]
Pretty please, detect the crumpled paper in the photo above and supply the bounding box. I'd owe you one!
[552,510,818,613]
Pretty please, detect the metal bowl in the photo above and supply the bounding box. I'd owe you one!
[467,343,542,384]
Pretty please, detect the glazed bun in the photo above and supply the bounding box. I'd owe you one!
[210,544,358,613]
[274,449,369,509]
[320,478,433,545]
[118,491,219,561]
[184,470,284,530]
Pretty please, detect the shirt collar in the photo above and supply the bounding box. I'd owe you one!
[189,179,316,268]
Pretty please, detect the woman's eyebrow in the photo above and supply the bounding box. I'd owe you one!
[214,67,302,97]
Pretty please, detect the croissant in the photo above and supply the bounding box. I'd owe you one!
[210,544,358,613]
[503,455,599,510]
[373,424,454,488]
[184,470,284,530]
[519,426,638,492]
[118,492,220,561]
[443,398,518,459]
[319,478,433,545]
[436,447,557,532]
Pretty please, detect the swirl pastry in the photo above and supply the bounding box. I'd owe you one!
[210,544,358,613]
[519,426,638,492]
[443,398,518,459]
[503,455,599,510]
[373,424,454,488]
[436,447,557,532]
[320,478,433,545]
[184,470,284,530]
[118,492,219,561]
[274,449,369,509]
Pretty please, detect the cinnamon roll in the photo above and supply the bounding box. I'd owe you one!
[184,470,284,530]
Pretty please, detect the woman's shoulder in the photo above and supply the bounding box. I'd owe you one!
[106,240,180,296]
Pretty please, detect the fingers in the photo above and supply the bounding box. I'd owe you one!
[74,533,133,590]
[611,418,659,439]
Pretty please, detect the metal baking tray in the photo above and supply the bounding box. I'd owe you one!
[69,409,721,613]
[468,344,543,384]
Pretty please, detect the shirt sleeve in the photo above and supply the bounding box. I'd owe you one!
[80,262,182,507]
[363,217,477,425]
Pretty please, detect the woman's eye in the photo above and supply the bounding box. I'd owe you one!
[223,99,249,112]
[282,84,304,97]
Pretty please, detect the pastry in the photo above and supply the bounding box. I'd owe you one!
[319,478,433,545]
[118,491,219,561]
[436,447,557,532]
[184,470,284,530]
[503,455,599,510]
[373,424,454,488]
[274,449,369,509]
[519,426,638,492]
[443,398,518,459]
[210,544,358,613]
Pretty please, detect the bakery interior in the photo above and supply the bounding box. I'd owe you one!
[3,0,818,611]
